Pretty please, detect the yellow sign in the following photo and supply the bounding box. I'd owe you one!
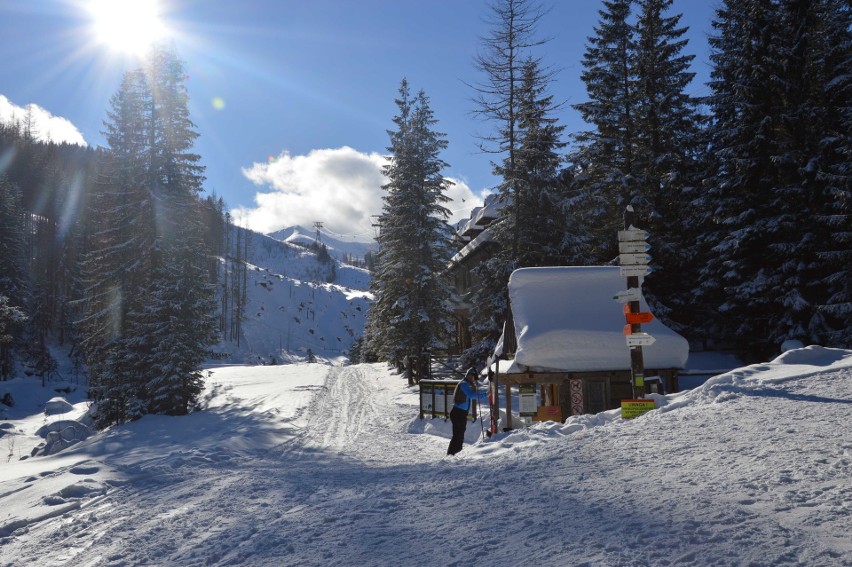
[621,399,655,419]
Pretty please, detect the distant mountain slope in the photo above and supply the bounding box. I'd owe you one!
[267,225,376,264]
[217,227,372,364]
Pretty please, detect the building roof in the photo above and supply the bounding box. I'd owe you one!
[499,266,689,373]
[455,193,508,240]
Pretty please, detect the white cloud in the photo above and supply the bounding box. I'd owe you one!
[0,95,87,146]
[234,146,482,240]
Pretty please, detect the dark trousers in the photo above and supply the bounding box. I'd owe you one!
[447,406,468,455]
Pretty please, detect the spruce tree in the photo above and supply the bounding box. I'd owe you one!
[367,80,454,369]
[140,44,216,418]
[796,0,852,347]
[0,175,27,379]
[78,69,152,422]
[464,57,573,368]
[464,0,556,367]
[144,197,218,415]
[697,0,807,357]
[510,57,569,267]
[80,44,217,426]
[573,0,637,261]
[631,0,707,329]
[696,0,851,356]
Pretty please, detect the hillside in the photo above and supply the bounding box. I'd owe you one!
[0,346,849,565]
[267,225,376,264]
[217,227,372,364]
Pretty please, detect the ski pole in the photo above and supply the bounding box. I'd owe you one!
[477,397,486,440]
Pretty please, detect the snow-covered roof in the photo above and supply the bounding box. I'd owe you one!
[456,194,508,239]
[502,266,689,373]
[448,226,496,266]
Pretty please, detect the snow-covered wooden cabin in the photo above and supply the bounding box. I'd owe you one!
[491,266,689,426]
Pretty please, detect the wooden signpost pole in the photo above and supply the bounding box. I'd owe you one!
[622,206,647,400]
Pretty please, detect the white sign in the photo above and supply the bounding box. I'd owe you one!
[619,241,651,254]
[613,288,642,304]
[626,332,656,347]
[434,385,451,416]
[619,253,652,266]
[620,265,653,277]
[519,384,538,416]
[618,229,649,242]
[420,390,433,413]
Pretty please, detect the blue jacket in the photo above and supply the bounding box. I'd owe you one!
[453,380,488,412]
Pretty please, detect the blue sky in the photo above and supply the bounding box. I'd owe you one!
[0,0,717,240]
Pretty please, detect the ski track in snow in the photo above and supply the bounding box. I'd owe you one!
[1,359,851,566]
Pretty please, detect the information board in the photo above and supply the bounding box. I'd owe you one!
[621,399,655,419]
[420,382,433,416]
[434,385,450,417]
[519,384,537,416]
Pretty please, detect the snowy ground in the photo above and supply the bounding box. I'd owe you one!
[0,347,850,566]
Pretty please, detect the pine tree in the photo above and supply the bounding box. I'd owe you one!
[463,57,573,368]
[144,197,218,415]
[79,44,217,426]
[473,0,550,257]
[631,0,707,330]
[509,57,569,267]
[766,0,843,346]
[78,69,152,421]
[0,175,27,309]
[573,0,637,261]
[795,0,852,347]
[0,175,28,379]
[695,0,851,356]
[464,0,557,368]
[697,0,819,358]
[367,80,454,369]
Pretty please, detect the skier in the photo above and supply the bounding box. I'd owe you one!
[447,368,488,456]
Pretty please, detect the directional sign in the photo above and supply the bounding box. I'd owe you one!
[625,332,656,347]
[619,241,651,254]
[613,288,642,304]
[620,265,652,277]
[625,312,654,325]
[619,253,652,266]
[618,229,649,242]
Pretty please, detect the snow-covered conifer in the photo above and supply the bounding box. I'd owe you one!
[367,80,454,369]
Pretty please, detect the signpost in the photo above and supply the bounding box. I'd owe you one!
[625,312,654,325]
[618,229,650,242]
[619,253,653,265]
[613,288,642,304]
[618,241,651,254]
[619,206,652,401]
[625,332,656,347]
[620,265,653,277]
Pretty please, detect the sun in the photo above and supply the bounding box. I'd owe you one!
[87,0,167,56]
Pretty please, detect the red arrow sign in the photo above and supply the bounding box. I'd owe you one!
[625,312,654,325]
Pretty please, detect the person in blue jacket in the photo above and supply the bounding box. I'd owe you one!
[447,368,488,456]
